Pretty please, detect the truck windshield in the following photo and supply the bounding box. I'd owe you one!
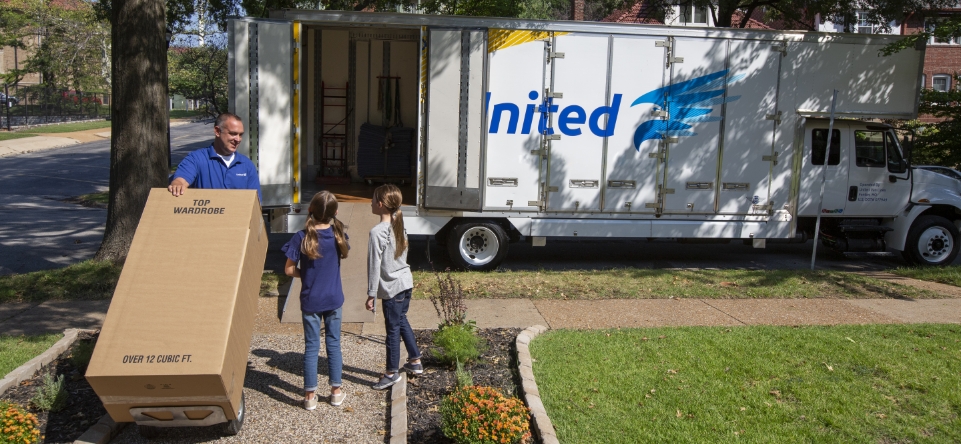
[854,130,905,172]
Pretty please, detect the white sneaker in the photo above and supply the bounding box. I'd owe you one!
[304,395,318,411]
[330,391,347,406]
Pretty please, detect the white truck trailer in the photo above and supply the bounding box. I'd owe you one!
[229,11,961,270]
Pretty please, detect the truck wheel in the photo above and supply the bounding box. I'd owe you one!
[447,222,509,271]
[223,392,246,435]
[902,215,960,266]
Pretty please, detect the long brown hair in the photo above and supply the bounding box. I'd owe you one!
[301,191,348,260]
[374,184,407,259]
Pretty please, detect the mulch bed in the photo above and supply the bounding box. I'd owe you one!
[406,328,525,444]
[0,331,106,444]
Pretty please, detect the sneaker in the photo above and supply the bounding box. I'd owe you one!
[372,373,401,390]
[330,391,347,406]
[403,361,424,375]
[304,395,318,411]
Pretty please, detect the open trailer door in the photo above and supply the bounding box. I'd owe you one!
[229,18,296,217]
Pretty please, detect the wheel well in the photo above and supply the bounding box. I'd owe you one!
[436,218,520,243]
[917,205,961,225]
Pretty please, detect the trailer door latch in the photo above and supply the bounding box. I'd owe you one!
[762,151,779,165]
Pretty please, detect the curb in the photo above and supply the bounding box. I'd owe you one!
[0,328,96,396]
[516,325,559,444]
[389,373,408,444]
[73,414,126,444]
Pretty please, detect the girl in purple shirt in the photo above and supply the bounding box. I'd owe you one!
[283,191,349,410]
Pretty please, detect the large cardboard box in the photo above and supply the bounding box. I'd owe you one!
[86,189,267,423]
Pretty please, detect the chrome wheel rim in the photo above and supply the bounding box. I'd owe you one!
[917,226,953,264]
[458,227,499,266]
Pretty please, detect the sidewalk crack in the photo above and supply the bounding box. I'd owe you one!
[699,299,747,325]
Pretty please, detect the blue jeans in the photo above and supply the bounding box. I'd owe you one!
[382,289,421,373]
[302,307,343,392]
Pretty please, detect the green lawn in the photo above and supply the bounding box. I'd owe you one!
[0,261,290,304]
[0,260,121,303]
[531,325,961,443]
[412,269,942,300]
[891,265,961,287]
[0,132,35,141]
[0,334,63,377]
[23,120,111,133]
[170,110,204,119]
[78,191,109,205]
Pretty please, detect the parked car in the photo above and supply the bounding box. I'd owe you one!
[915,165,961,181]
[0,93,17,107]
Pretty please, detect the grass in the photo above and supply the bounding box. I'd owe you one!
[890,265,961,287]
[530,325,961,443]
[0,132,35,141]
[0,260,121,303]
[0,261,290,304]
[170,110,205,119]
[19,120,111,133]
[78,191,109,205]
[411,269,942,300]
[0,334,63,377]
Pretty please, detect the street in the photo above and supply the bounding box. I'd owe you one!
[0,121,213,275]
[1,120,959,276]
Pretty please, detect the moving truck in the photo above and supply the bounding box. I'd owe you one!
[230,11,961,270]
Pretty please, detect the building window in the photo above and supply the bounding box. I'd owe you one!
[679,1,708,24]
[926,19,957,44]
[855,11,878,34]
[933,74,951,92]
[921,74,926,90]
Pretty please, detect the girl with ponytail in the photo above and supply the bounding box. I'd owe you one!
[366,184,422,390]
[282,191,349,409]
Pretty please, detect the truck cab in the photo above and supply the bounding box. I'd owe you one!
[796,118,961,265]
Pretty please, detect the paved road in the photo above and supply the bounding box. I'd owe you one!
[0,121,214,275]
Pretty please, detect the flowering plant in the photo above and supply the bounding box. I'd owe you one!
[0,402,40,444]
[440,385,531,444]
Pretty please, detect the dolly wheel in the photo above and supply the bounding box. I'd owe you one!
[223,392,246,436]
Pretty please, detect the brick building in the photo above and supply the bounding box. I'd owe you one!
[0,34,43,89]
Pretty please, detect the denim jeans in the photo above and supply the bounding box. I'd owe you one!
[382,289,421,373]
[302,307,343,392]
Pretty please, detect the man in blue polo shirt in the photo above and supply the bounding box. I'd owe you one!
[168,112,262,200]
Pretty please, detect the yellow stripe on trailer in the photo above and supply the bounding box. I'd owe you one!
[292,21,301,205]
[488,29,567,53]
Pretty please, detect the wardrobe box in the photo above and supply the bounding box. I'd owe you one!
[86,189,267,423]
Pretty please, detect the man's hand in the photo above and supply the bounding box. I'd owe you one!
[365,296,375,312]
[168,177,189,197]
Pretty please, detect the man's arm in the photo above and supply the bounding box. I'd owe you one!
[168,151,200,197]
[168,177,190,197]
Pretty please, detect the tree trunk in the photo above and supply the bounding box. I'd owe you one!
[94,0,169,262]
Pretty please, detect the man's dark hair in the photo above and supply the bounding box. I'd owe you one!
[216,112,243,128]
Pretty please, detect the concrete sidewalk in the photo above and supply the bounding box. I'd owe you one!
[4,294,960,338]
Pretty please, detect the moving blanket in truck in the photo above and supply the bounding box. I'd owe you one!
[86,189,268,423]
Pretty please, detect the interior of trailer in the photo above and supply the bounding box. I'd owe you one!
[300,25,420,204]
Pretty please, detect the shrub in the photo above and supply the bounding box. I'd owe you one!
[433,323,484,366]
[69,339,96,372]
[0,402,40,444]
[455,360,473,388]
[30,373,66,412]
[429,269,468,328]
[440,385,531,444]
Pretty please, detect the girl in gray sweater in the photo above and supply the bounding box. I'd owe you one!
[366,184,423,390]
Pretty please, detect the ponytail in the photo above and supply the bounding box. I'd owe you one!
[374,184,407,259]
[390,209,407,259]
[301,214,321,260]
[331,217,349,259]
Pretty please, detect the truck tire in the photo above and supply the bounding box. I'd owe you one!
[447,222,509,271]
[902,215,960,266]
[138,424,160,438]
[223,392,246,435]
